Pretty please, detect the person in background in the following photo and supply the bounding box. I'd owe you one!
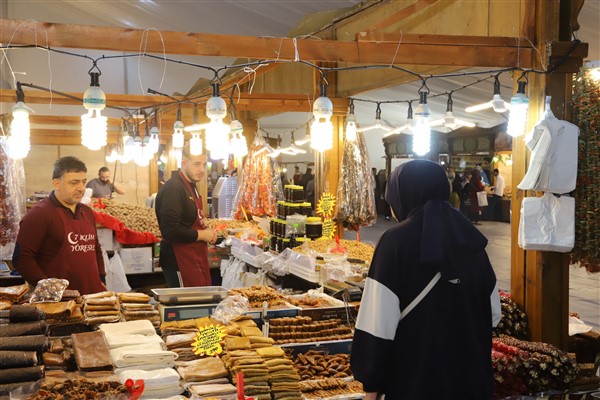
[155,143,218,287]
[351,160,501,400]
[447,168,460,209]
[372,167,381,207]
[12,156,106,295]
[491,168,505,221]
[293,166,302,185]
[377,169,392,220]
[463,169,485,225]
[86,166,125,199]
[280,172,289,186]
[476,163,490,186]
[306,175,315,207]
[301,167,313,193]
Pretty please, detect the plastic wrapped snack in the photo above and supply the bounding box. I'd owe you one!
[232,137,283,220]
[211,294,250,325]
[29,278,70,303]
[336,130,376,229]
[0,139,26,260]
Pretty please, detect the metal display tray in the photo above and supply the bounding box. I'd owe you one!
[151,286,229,305]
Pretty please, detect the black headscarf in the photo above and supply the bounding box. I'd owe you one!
[385,160,487,277]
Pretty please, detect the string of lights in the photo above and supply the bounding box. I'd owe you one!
[0,38,584,159]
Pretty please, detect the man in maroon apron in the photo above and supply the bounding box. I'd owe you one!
[13,156,107,295]
[155,144,217,287]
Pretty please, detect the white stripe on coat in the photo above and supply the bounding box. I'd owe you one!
[355,277,401,340]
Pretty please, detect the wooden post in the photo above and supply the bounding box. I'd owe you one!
[510,0,583,349]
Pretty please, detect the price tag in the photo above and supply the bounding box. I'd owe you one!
[322,220,336,239]
[191,324,227,356]
[317,192,336,219]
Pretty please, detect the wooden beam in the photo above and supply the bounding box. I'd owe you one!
[1,90,348,114]
[1,19,532,67]
[356,32,536,48]
[29,115,122,127]
[364,0,440,32]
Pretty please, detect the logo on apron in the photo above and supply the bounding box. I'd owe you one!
[67,231,96,253]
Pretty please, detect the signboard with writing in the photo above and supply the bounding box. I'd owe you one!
[192,324,227,356]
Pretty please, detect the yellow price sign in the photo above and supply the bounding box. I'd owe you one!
[317,192,336,219]
[322,220,336,239]
[191,324,227,356]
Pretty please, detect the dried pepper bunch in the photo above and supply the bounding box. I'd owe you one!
[493,292,530,340]
[232,137,283,220]
[571,67,600,273]
[0,140,26,258]
[336,129,376,229]
[493,335,579,396]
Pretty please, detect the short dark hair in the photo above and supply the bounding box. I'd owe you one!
[493,168,499,174]
[52,156,87,180]
[99,166,109,175]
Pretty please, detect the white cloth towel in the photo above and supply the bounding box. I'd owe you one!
[114,361,175,375]
[118,367,181,390]
[110,342,178,368]
[105,333,165,349]
[140,386,185,399]
[99,319,157,337]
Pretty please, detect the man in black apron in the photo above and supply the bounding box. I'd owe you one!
[155,144,217,287]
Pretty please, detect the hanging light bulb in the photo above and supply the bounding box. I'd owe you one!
[384,101,415,137]
[345,100,357,141]
[230,120,248,157]
[184,104,203,156]
[466,74,510,113]
[357,103,392,133]
[81,71,108,151]
[429,93,476,130]
[172,104,184,149]
[507,79,529,137]
[121,123,136,163]
[190,133,203,156]
[205,83,230,155]
[7,83,31,159]
[148,110,160,155]
[412,91,431,156]
[105,146,119,163]
[310,81,334,152]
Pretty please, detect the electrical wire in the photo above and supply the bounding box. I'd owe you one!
[0,37,583,120]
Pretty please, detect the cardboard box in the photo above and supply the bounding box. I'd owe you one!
[119,246,153,274]
[97,228,114,252]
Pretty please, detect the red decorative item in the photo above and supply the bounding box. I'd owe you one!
[125,378,145,400]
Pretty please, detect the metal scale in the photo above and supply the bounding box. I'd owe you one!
[152,286,229,322]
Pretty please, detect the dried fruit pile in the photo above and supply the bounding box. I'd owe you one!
[92,200,161,238]
[493,292,530,340]
[492,335,579,398]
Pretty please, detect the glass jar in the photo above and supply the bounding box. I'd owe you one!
[288,203,301,216]
[284,185,294,202]
[277,201,286,218]
[270,235,277,250]
[306,217,323,239]
[300,202,312,216]
[292,185,305,202]
[282,238,291,251]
